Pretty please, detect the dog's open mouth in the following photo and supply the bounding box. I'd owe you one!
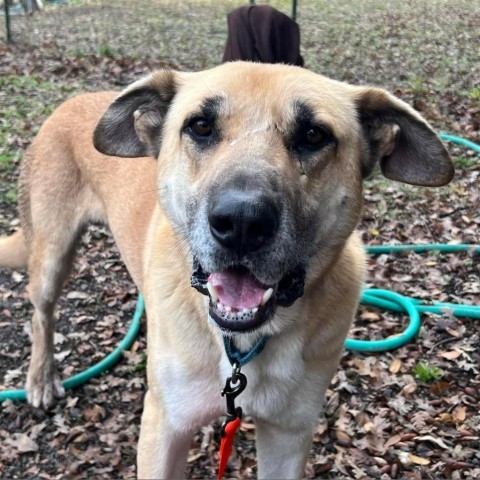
[191,259,306,333]
[207,266,276,332]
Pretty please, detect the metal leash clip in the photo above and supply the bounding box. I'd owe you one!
[220,362,247,436]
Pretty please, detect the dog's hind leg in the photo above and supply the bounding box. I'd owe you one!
[25,204,104,408]
[20,145,104,408]
[26,230,78,408]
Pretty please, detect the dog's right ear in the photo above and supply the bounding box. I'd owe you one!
[93,70,178,158]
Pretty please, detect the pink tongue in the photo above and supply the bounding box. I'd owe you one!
[209,270,266,309]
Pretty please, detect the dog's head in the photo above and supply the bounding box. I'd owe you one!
[94,62,453,336]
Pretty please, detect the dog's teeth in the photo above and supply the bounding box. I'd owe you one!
[225,305,232,312]
[252,307,258,313]
[217,301,223,311]
[261,288,274,305]
[206,282,219,302]
[243,308,250,314]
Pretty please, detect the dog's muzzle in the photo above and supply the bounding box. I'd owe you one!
[191,259,306,333]
[190,184,305,333]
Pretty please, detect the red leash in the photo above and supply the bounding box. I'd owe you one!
[217,365,247,479]
[218,416,242,479]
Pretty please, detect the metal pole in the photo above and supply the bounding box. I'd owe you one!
[291,0,297,21]
[4,0,13,43]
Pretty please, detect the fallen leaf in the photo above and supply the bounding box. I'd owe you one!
[445,327,460,337]
[360,311,381,321]
[363,421,375,432]
[83,404,105,423]
[410,411,432,431]
[453,406,466,422]
[54,350,72,363]
[436,413,456,425]
[430,381,451,396]
[384,434,402,450]
[29,422,47,441]
[401,383,417,395]
[187,452,203,463]
[53,414,70,435]
[336,430,352,447]
[437,350,461,360]
[54,332,68,345]
[240,422,256,432]
[415,435,450,449]
[11,271,24,284]
[66,291,89,300]
[4,368,23,383]
[6,434,38,453]
[389,358,402,373]
[409,454,431,466]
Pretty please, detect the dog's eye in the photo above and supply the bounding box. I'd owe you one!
[189,118,213,137]
[295,125,333,153]
[305,127,325,145]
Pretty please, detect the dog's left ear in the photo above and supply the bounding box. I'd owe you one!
[353,87,454,186]
[93,70,179,158]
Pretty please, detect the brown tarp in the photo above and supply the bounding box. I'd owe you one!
[222,5,303,66]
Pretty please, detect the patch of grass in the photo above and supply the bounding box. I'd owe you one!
[0,75,68,151]
[0,74,57,92]
[5,189,18,204]
[408,75,430,96]
[412,362,442,383]
[0,153,17,173]
[98,43,117,58]
[134,352,147,373]
[455,156,478,169]
[468,86,480,102]
[67,48,87,59]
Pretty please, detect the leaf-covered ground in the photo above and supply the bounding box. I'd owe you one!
[0,1,479,478]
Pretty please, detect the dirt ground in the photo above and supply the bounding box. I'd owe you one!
[0,1,479,478]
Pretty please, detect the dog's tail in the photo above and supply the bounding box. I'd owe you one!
[0,229,28,269]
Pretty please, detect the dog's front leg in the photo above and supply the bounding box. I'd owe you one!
[253,359,342,480]
[137,390,192,480]
[255,420,314,480]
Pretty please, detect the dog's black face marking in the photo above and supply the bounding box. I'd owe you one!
[275,264,306,307]
[190,258,209,296]
[288,101,336,155]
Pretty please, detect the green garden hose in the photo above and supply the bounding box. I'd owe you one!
[348,244,480,352]
[0,295,144,402]
[0,135,478,402]
[440,133,480,153]
[346,132,480,352]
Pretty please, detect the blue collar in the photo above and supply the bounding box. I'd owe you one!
[223,335,270,368]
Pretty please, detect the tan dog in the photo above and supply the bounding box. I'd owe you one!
[0,62,453,479]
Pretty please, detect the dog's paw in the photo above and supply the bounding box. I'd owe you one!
[26,370,65,409]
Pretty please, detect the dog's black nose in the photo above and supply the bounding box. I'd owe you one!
[208,189,279,254]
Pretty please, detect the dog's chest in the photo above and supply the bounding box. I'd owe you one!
[220,334,314,423]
